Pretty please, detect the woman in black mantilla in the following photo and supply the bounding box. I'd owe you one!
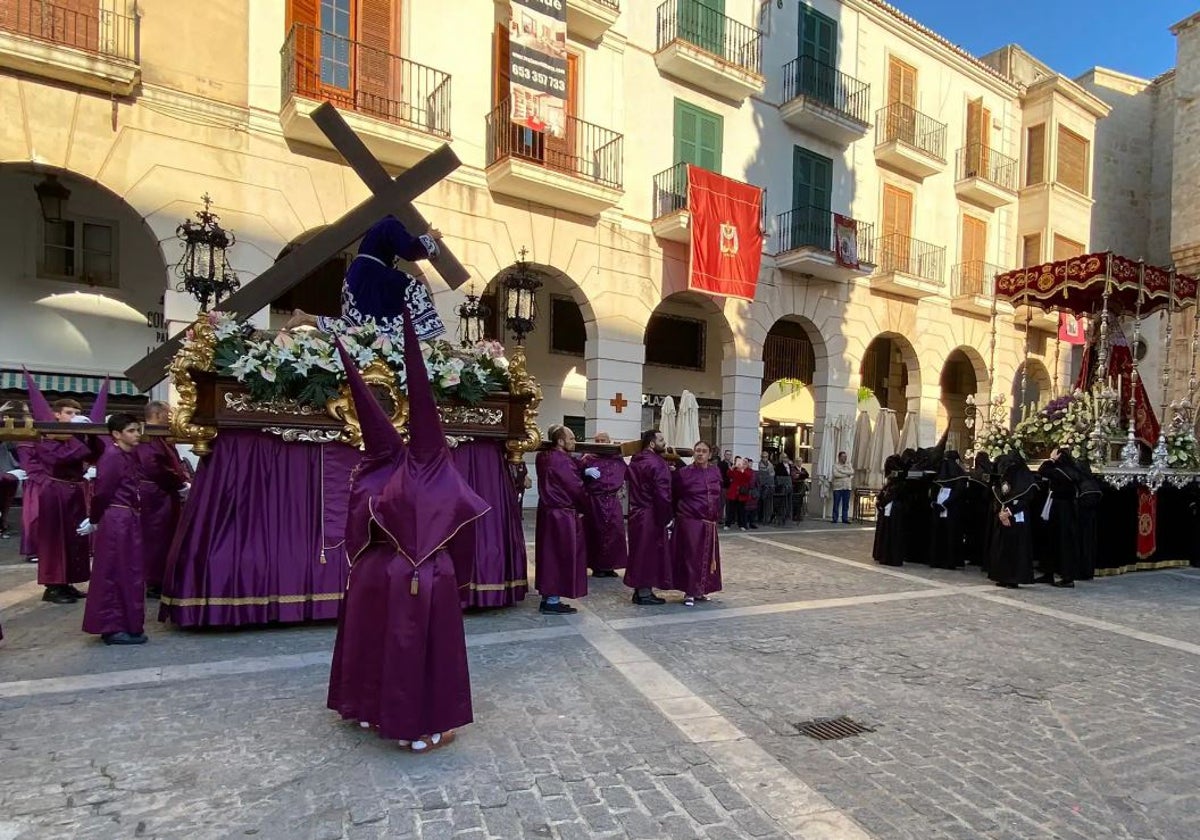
[989,453,1036,588]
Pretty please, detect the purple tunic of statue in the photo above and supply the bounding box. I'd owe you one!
[16,442,41,557]
[671,464,723,597]
[623,450,674,590]
[136,437,187,589]
[33,437,92,586]
[534,450,589,599]
[315,216,446,342]
[327,302,489,742]
[82,446,145,636]
[582,454,628,573]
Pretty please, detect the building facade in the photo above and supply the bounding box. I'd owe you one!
[0,0,1112,483]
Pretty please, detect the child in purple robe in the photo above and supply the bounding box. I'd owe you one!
[79,413,147,645]
[671,441,723,606]
[284,215,447,342]
[326,295,489,752]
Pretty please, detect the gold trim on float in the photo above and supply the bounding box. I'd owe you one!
[465,579,529,591]
[1094,559,1191,577]
[160,592,344,606]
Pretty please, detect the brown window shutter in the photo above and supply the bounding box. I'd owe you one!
[887,57,916,106]
[494,23,511,107]
[545,53,580,169]
[1056,126,1088,195]
[286,0,320,98]
[1026,124,1045,186]
[1053,234,1085,261]
[1022,234,1042,267]
[356,0,393,118]
[961,216,987,264]
[882,185,913,269]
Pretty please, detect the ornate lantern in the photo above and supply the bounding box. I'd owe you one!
[503,248,542,344]
[34,175,71,223]
[174,194,240,312]
[456,283,491,348]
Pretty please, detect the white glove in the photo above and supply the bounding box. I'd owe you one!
[178,482,191,501]
[70,415,91,424]
[583,467,601,480]
[6,469,26,481]
[76,518,97,536]
[84,467,97,481]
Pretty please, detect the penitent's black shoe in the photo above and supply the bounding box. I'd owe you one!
[592,570,619,578]
[42,586,76,605]
[538,601,578,615]
[102,632,148,645]
[1034,574,1054,585]
[632,593,666,606]
[1051,580,1075,588]
[145,585,162,600]
[65,585,87,599]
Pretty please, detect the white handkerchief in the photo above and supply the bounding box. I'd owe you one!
[936,488,951,506]
[883,502,893,518]
[1040,491,1053,522]
[1015,511,1025,524]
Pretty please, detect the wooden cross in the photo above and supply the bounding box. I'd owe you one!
[609,392,629,413]
[125,103,471,391]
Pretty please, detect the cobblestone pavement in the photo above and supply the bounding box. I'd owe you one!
[1,519,1199,839]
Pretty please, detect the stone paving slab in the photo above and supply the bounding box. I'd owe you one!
[623,594,1200,840]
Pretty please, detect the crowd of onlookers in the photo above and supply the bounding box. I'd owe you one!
[715,449,818,530]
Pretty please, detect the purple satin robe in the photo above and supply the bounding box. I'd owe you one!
[33,437,92,586]
[582,454,628,573]
[16,443,40,557]
[534,450,588,599]
[671,464,723,597]
[136,437,187,589]
[82,446,145,636]
[623,450,674,590]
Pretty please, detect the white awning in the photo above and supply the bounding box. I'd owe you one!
[0,370,142,396]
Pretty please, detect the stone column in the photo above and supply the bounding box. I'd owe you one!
[720,357,765,458]
[585,335,645,444]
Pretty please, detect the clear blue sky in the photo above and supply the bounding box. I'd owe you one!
[890,0,1196,79]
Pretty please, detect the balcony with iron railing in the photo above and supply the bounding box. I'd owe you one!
[654,0,764,101]
[950,260,1012,317]
[870,233,945,299]
[775,206,875,282]
[779,56,870,145]
[567,0,620,41]
[954,143,1019,209]
[874,103,947,179]
[651,161,761,243]
[485,99,624,216]
[279,23,451,167]
[0,0,140,94]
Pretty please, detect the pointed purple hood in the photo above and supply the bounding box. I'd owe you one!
[334,341,402,461]
[341,305,490,565]
[22,369,54,422]
[89,378,110,423]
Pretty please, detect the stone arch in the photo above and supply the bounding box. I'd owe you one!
[760,315,830,466]
[1011,358,1053,425]
[860,331,922,419]
[0,163,172,380]
[938,346,988,453]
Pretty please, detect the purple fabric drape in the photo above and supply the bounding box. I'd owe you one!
[446,441,529,608]
[16,443,39,557]
[33,438,91,586]
[159,431,360,627]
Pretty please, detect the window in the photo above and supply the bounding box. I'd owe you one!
[287,0,396,111]
[792,147,832,212]
[549,295,585,356]
[757,0,771,35]
[318,0,352,89]
[41,219,117,287]
[1022,233,1042,267]
[674,99,723,172]
[960,216,988,291]
[1025,124,1045,186]
[964,98,991,176]
[1053,234,1085,261]
[563,415,586,441]
[645,314,706,370]
[800,6,837,67]
[886,56,917,107]
[1056,126,1089,195]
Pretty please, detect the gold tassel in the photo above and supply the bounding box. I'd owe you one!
[410,574,419,596]
[319,551,327,565]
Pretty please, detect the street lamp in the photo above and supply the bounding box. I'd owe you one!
[456,283,491,348]
[503,248,542,344]
[174,194,240,312]
[34,175,71,223]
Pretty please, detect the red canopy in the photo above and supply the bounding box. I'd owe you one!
[994,252,1198,316]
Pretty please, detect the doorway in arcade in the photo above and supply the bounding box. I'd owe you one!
[759,320,817,467]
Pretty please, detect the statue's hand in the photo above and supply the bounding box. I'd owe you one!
[282,309,316,331]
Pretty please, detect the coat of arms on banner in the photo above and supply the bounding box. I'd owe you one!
[719,223,739,256]
[834,214,859,270]
[1058,312,1086,345]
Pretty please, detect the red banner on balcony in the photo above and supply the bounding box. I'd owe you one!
[834,214,859,270]
[686,166,763,301]
[1058,312,1086,345]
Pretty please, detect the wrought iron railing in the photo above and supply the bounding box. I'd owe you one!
[282,23,451,138]
[655,0,762,76]
[486,100,624,190]
[875,103,947,161]
[951,261,1004,297]
[955,143,1018,191]
[0,0,138,61]
[781,56,870,125]
[652,162,689,218]
[873,233,945,285]
[776,206,875,265]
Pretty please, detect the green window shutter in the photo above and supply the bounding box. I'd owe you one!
[674,100,723,172]
[800,6,836,66]
[791,147,833,249]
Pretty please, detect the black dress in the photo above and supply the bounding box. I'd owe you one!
[1037,458,1081,584]
[989,455,1036,587]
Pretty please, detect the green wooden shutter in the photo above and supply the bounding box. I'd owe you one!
[791,147,833,248]
[674,100,723,173]
[800,6,836,66]
[679,0,726,57]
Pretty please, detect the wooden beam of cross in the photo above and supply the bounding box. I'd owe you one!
[124,103,471,391]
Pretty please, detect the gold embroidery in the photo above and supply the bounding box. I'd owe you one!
[1094,559,1189,577]
[465,579,529,591]
[159,592,344,607]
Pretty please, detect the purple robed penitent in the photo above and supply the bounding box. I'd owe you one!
[582,455,628,573]
[327,300,489,742]
[16,442,41,557]
[671,464,723,597]
[534,450,589,599]
[137,437,187,589]
[32,438,91,586]
[82,446,145,636]
[623,450,674,590]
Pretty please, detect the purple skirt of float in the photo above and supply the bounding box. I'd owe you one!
[327,544,472,741]
[82,506,145,636]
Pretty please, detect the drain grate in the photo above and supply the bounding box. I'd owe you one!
[792,715,875,741]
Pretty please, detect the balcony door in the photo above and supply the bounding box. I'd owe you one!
[674,100,723,172]
[881,184,913,270]
[287,0,397,119]
[960,215,987,294]
[965,97,991,177]
[494,24,579,173]
[886,56,918,143]
[798,5,837,102]
[679,0,726,57]
[791,147,832,250]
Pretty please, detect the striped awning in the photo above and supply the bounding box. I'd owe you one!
[0,370,143,396]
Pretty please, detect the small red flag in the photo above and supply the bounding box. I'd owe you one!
[687,166,763,301]
[1058,312,1086,345]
